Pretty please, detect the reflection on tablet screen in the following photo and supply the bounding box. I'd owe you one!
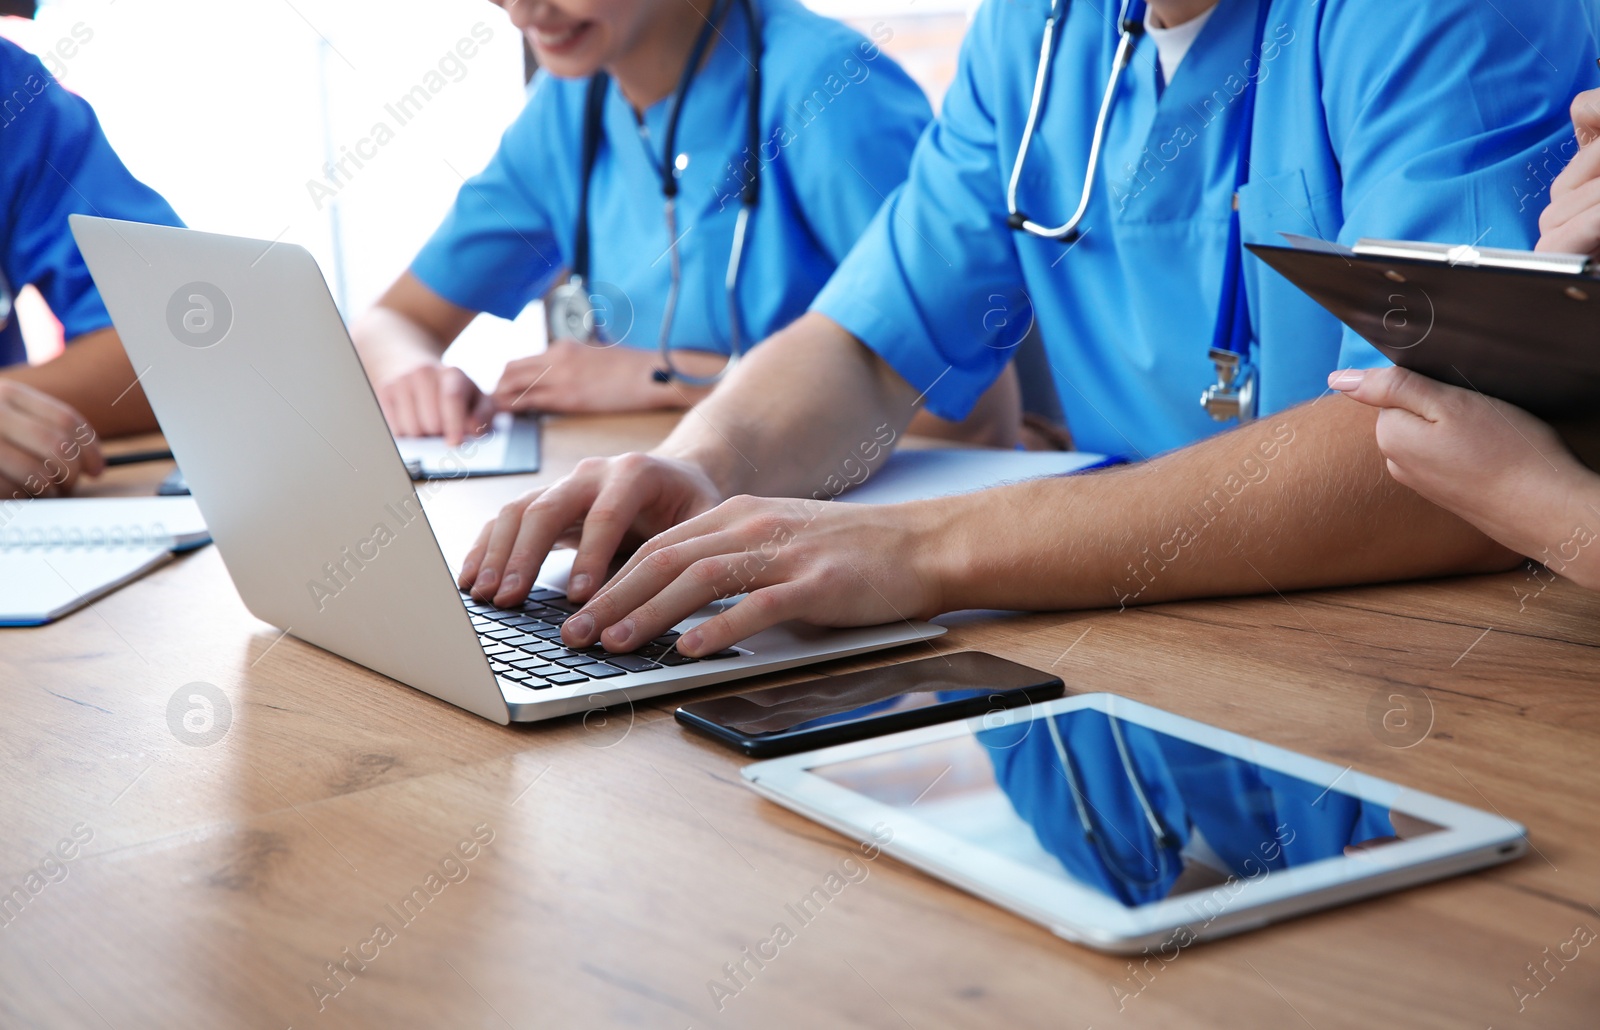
[809,708,1443,908]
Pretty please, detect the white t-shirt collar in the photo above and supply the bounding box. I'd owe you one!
[1144,3,1219,85]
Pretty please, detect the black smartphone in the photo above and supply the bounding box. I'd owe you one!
[674,651,1065,757]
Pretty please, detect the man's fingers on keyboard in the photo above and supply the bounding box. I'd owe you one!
[567,477,648,603]
[490,480,598,607]
[598,558,766,654]
[472,490,543,600]
[605,503,734,586]
[570,533,743,650]
[458,519,495,588]
[677,585,806,656]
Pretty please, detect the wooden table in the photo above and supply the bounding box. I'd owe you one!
[3,412,1598,1029]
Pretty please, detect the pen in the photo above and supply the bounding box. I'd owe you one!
[105,448,175,467]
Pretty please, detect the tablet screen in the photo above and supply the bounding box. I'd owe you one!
[809,707,1442,908]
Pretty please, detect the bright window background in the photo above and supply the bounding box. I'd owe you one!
[4,0,977,379]
[813,0,978,109]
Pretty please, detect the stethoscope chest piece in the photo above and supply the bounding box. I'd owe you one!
[1015,0,1274,427]
[1201,347,1257,422]
[546,276,598,344]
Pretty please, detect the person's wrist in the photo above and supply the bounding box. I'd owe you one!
[1485,455,1595,570]
[354,312,443,378]
[1544,466,1600,589]
[643,450,727,513]
[369,343,440,386]
[653,435,738,499]
[903,495,968,618]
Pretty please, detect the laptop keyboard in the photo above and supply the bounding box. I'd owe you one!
[461,588,738,690]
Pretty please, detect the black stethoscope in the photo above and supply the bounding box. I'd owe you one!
[545,0,763,388]
[1007,0,1272,423]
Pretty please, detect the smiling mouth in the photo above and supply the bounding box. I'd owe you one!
[532,22,593,54]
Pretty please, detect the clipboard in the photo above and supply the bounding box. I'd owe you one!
[156,413,542,496]
[394,412,542,480]
[1249,235,1600,466]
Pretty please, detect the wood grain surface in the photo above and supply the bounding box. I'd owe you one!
[2,413,1596,1029]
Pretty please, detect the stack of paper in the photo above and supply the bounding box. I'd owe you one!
[838,448,1114,506]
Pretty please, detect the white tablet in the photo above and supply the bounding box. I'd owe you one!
[742,693,1526,953]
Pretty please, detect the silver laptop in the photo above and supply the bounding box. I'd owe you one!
[71,216,943,725]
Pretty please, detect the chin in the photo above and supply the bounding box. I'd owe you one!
[536,54,606,79]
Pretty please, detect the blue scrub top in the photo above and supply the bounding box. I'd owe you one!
[814,0,1599,459]
[411,0,932,354]
[0,39,182,368]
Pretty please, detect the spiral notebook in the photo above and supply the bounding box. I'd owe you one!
[0,497,210,626]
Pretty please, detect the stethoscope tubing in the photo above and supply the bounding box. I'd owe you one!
[1007,0,1146,242]
[570,0,762,388]
[1046,711,1175,891]
[1008,0,1271,422]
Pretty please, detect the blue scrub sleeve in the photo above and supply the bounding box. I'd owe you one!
[809,5,1024,424]
[778,37,932,265]
[409,75,567,319]
[1,44,182,346]
[1318,0,1598,370]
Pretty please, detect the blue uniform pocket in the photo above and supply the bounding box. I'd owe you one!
[1236,169,1351,413]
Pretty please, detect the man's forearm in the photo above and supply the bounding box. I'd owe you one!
[655,313,921,498]
[920,395,1520,613]
[3,328,157,438]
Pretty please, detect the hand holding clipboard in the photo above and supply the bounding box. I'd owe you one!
[1254,232,1600,590]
